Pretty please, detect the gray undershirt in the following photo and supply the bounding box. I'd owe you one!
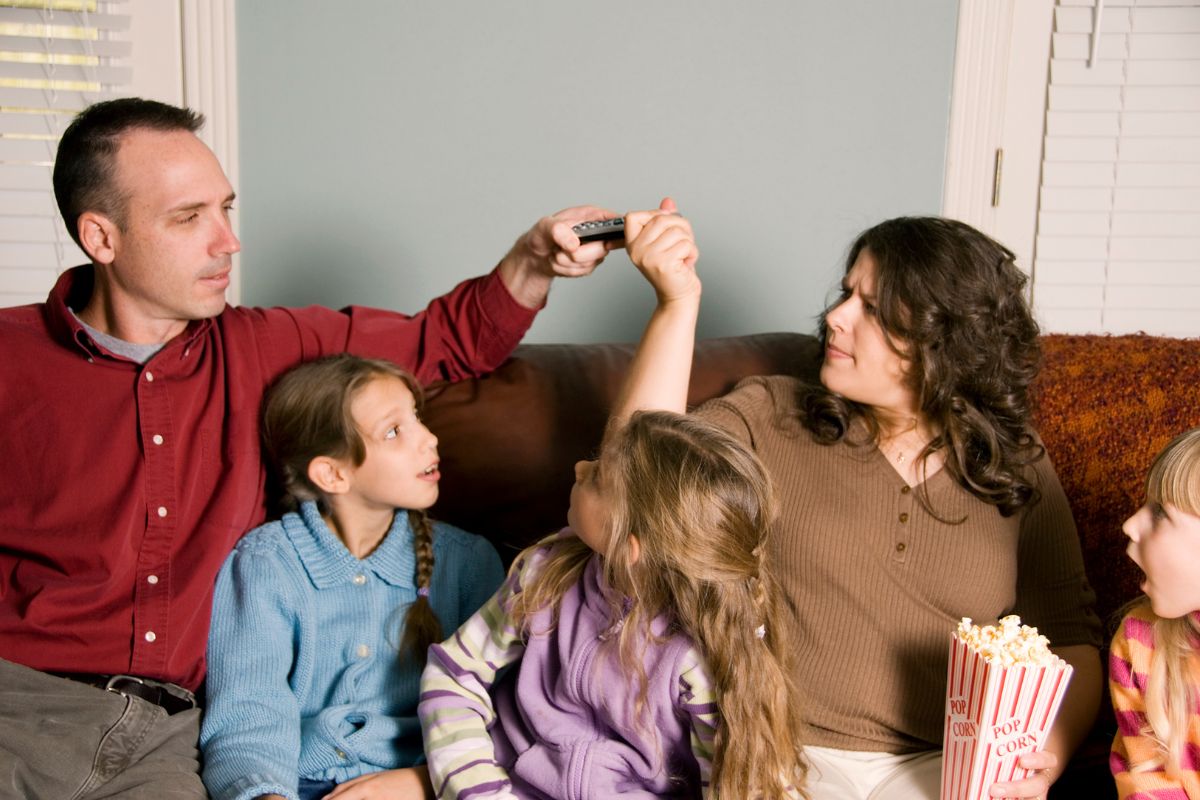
[70,309,165,365]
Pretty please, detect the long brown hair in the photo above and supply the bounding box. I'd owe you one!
[1126,427,1200,777]
[261,354,441,662]
[804,216,1043,517]
[512,411,807,798]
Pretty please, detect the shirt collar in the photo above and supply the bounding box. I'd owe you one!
[285,500,418,590]
[45,265,215,359]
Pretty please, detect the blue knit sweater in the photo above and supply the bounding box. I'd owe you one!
[200,501,504,800]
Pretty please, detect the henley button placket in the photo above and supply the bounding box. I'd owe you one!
[893,482,915,564]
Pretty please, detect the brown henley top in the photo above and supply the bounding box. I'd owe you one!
[697,375,1102,752]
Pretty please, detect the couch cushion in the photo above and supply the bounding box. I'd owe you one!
[424,332,819,561]
[1034,334,1200,626]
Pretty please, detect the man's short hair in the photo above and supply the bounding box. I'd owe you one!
[52,97,204,249]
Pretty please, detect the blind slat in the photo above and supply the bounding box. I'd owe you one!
[0,1,128,285]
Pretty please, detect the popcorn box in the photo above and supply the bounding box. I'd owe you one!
[940,619,1074,800]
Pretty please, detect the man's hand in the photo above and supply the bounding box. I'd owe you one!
[497,204,621,309]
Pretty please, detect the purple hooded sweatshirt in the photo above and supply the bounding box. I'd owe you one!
[489,554,703,799]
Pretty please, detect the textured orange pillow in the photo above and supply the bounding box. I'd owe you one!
[1034,334,1200,626]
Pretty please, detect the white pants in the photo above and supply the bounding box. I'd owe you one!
[803,745,943,800]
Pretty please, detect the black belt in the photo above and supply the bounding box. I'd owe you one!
[51,672,197,715]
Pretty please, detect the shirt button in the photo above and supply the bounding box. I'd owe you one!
[147,574,159,585]
[896,542,907,553]
[144,631,157,642]
[152,434,164,445]
[356,644,371,658]
[144,371,154,382]
[157,506,168,518]
[335,749,347,759]
[899,512,909,523]
[352,574,367,586]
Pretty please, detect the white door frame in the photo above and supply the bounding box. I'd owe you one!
[942,0,1055,282]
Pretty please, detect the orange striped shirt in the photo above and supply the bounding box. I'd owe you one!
[1109,604,1200,799]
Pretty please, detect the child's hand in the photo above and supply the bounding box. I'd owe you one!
[322,765,433,800]
[624,197,700,306]
[987,749,1057,798]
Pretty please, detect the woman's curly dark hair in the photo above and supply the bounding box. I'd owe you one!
[802,216,1044,517]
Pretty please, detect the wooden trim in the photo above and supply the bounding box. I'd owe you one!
[943,0,1054,277]
[181,0,240,303]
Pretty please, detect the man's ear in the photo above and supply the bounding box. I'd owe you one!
[78,211,119,266]
[308,456,351,495]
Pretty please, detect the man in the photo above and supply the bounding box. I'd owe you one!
[0,98,621,798]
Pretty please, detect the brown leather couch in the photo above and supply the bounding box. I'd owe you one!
[424,331,1200,799]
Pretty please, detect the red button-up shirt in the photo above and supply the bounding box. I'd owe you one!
[0,265,536,691]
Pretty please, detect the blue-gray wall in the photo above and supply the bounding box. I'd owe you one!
[237,1,958,343]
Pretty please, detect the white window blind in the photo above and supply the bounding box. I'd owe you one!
[1034,0,1200,336]
[0,0,131,307]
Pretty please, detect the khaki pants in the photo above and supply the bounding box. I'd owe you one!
[804,745,943,800]
[0,659,207,800]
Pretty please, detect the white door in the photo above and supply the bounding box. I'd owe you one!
[943,0,1200,337]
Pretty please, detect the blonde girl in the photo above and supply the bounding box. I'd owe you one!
[1111,427,1200,798]
[419,410,807,799]
[420,202,806,798]
[200,355,504,800]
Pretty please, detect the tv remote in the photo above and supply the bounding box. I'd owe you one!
[572,217,625,243]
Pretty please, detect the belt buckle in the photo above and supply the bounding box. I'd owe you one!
[103,674,144,696]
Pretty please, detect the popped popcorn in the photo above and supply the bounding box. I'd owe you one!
[954,615,1064,668]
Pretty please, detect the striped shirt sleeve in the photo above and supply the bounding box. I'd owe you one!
[1109,607,1200,800]
[419,537,558,800]
[678,646,718,799]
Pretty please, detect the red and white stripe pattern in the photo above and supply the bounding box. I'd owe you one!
[941,634,1074,799]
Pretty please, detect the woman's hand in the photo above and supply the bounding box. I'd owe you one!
[322,765,433,800]
[987,749,1057,798]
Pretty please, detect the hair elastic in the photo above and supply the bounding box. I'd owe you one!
[755,624,766,639]
[417,586,430,598]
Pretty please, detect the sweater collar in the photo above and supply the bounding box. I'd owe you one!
[285,500,418,590]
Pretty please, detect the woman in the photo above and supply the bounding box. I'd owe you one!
[626,214,1103,800]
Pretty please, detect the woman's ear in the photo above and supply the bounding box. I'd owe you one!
[627,534,641,566]
[307,456,350,495]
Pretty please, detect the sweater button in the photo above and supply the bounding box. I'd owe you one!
[352,574,366,586]
[356,644,371,659]
[895,542,907,553]
[899,512,909,523]
[336,749,347,759]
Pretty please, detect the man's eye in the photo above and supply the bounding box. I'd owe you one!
[179,213,199,224]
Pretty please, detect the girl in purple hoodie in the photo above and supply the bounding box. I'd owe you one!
[419,203,807,799]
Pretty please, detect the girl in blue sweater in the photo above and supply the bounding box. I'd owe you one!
[200,354,504,800]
